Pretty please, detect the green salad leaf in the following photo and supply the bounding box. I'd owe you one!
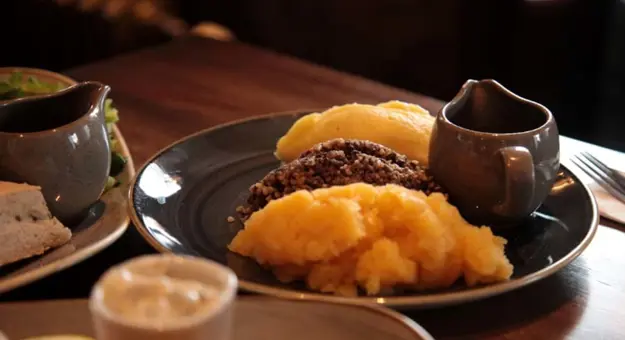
[103,98,125,191]
[8,71,23,87]
[0,71,67,98]
[104,98,119,124]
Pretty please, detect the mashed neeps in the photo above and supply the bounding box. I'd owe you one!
[228,183,513,296]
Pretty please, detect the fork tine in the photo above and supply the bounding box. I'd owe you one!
[572,156,625,204]
[581,152,625,188]
[581,152,612,174]
[571,157,618,197]
[573,155,624,193]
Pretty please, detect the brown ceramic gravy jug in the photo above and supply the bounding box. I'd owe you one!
[428,79,560,227]
[0,82,111,225]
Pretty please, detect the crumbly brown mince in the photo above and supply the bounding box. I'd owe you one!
[238,139,445,219]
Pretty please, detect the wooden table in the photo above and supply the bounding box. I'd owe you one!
[2,35,624,340]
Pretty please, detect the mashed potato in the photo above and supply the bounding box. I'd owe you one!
[275,101,434,165]
[229,183,513,296]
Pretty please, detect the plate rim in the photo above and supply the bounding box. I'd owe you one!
[128,110,600,309]
[0,296,436,340]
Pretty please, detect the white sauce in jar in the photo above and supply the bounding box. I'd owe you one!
[91,255,234,330]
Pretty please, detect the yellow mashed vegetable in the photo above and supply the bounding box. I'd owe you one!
[275,101,434,165]
[229,183,513,296]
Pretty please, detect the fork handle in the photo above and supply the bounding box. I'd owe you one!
[495,146,536,218]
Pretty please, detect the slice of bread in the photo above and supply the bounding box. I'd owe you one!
[0,181,72,266]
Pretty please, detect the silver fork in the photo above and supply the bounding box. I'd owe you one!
[571,152,625,204]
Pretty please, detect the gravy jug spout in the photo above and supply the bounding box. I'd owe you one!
[60,81,111,123]
[448,79,479,108]
[0,81,111,134]
[80,81,112,123]
[440,79,553,135]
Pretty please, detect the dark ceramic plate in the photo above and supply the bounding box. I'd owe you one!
[129,112,599,309]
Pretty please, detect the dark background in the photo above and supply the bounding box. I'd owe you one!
[2,0,624,151]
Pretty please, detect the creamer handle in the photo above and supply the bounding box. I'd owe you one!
[496,146,535,217]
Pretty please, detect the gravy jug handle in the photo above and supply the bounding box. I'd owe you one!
[495,146,535,218]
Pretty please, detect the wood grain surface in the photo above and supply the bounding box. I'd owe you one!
[2,35,624,340]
